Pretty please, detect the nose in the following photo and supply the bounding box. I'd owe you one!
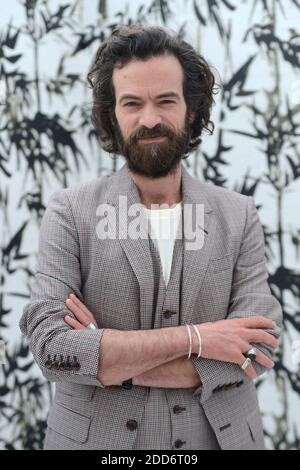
[138,105,162,129]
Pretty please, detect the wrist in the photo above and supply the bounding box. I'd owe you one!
[195,322,212,359]
[190,326,199,355]
[184,324,201,356]
[177,324,193,357]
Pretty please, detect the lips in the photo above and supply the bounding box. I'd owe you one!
[141,135,164,138]
[138,135,166,143]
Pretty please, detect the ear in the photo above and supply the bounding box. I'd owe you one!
[188,111,196,123]
[111,112,118,126]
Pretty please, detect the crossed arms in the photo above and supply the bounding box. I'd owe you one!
[20,190,282,403]
[64,293,277,388]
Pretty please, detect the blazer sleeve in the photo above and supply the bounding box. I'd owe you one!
[19,189,105,387]
[191,196,283,404]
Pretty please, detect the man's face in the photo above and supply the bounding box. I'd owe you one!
[112,54,192,178]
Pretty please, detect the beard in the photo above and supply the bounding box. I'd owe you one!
[113,114,191,179]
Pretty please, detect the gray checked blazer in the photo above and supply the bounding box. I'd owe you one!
[20,162,282,450]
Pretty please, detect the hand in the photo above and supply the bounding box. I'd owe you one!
[195,316,278,379]
[64,293,98,330]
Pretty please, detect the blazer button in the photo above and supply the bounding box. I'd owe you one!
[72,356,80,371]
[51,355,59,370]
[126,420,138,431]
[163,310,176,319]
[173,405,186,414]
[65,355,72,370]
[45,354,52,368]
[58,355,66,371]
[174,439,186,449]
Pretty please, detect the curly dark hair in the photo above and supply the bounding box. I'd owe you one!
[87,23,217,155]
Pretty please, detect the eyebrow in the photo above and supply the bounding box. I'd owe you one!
[119,91,180,104]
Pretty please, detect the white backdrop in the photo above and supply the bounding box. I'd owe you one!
[0,0,299,449]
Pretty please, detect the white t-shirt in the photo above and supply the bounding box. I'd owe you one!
[142,202,182,287]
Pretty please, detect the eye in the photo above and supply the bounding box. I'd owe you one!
[124,100,175,107]
[124,102,139,107]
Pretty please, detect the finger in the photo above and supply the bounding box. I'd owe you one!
[65,298,90,326]
[69,294,96,323]
[237,316,276,330]
[244,329,278,349]
[64,315,86,330]
[243,363,257,380]
[241,343,274,369]
[255,349,275,369]
[238,352,257,379]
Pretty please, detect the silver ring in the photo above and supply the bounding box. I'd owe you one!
[87,322,97,330]
[241,357,252,371]
[246,347,257,361]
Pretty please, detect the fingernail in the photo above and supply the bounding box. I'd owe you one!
[272,321,276,327]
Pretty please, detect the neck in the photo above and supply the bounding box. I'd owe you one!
[129,164,182,209]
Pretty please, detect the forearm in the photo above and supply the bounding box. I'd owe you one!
[133,356,202,389]
[97,325,191,386]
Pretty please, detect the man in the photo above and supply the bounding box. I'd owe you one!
[20,24,282,450]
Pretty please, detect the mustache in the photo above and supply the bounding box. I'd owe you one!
[132,125,173,140]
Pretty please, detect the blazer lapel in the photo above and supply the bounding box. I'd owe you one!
[180,166,216,326]
[106,164,154,331]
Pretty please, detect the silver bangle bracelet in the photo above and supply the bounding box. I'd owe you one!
[191,324,202,358]
[186,324,192,359]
